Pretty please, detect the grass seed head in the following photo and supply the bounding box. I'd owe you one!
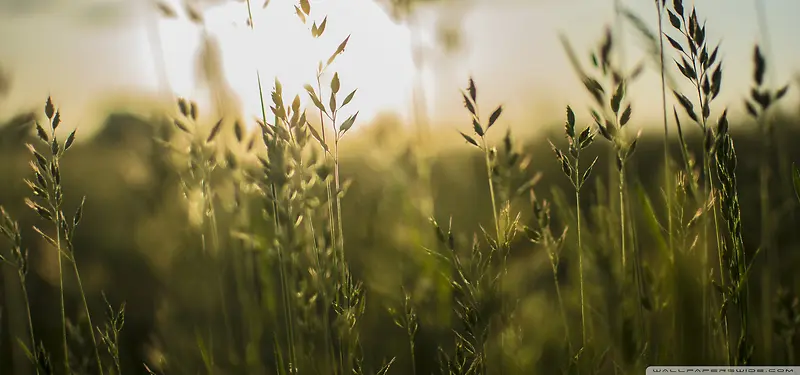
[45,97,55,120]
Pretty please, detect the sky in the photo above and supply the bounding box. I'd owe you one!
[0,0,798,139]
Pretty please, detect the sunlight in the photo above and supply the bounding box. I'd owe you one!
[154,0,420,132]
[155,15,199,101]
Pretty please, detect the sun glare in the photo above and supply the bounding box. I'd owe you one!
[154,0,420,132]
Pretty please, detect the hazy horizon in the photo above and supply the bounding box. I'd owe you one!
[0,0,798,139]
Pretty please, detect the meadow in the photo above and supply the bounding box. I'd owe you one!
[1,0,800,374]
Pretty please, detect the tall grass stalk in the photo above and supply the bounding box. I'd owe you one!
[654,0,679,352]
[267,84,299,375]
[388,288,418,375]
[754,0,795,246]
[460,79,504,254]
[662,0,727,358]
[25,98,104,375]
[594,75,647,364]
[714,111,757,365]
[744,44,790,363]
[611,0,626,221]
[241,3,300,369]
[654,0,674,269]
[98,294,125,375]
[549,106,597,352]
[526,193,572,356]
[0,207,38,375]
[244,2,334,362]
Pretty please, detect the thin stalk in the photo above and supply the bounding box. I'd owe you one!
[299,158,336,374]
[709,123,728,364]
[205,177,236,364]
[317,96,345,374]
[613,111,626,274]
[654,0,673,267]
[655,0,678,351]
[619,152,647,365]
[628,175,648,363]
[737,242,751,366]
[240,5,274,372]
[1,267,25,375]
[469,103,501,249]
[702,161,712,358]
[272,183,298,374]
[409,339,417,375]
[754,1,779,360]
[619,162,627,274]
[333,135,344,257]
[285,123,329,374]
[49,192,70,375]
[609,0,625,224]
[553,263,573,356]
[230,226,255,371]
[70,259,104,375]
[758,114,773,361]
[315,74,335,229]
[330,108,346,258]
[574,156,587,349]
[266,123,298,373]
[18,278,38,375]
[705,155,731,363]
[310,48,343,375]
[480,139,502,248]
[245,4,299,368]
[480,132,505,375]
[679,12,725,355]
[332,115,350,375]
[257,69,298,374]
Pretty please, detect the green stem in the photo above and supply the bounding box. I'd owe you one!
[619,160,627,277]
[71,259,104,375]
[255,70,297,374]
[301,166,335,374]
[313,70,342,375]
[759,114,774,362]
[409,336,417,375]
[655,1,678,353]
[330,109,350,375]
[553,265,573,356]
[333,137,344,261]
[18,277,39,375]
[685,22,724,358]
[49,194,69,375]
[575,157,587,349]
[481,137,502,249]
[628,173,648,363]
[706,156,730,364]
[203,176,235,369]
[316,74,339,262]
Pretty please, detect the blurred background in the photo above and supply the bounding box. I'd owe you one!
[1,0,798,134]
[1,0,800,374]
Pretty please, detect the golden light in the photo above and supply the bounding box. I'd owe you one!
[154,0,422,132]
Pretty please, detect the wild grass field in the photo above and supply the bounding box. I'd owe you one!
[1,0,800,374]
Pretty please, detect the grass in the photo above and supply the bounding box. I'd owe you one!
[1,0,800,374]
[549,105,597,356]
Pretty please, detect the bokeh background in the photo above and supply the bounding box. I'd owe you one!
[1,0,800,374]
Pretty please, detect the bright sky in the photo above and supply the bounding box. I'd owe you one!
[0,0,798,139]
